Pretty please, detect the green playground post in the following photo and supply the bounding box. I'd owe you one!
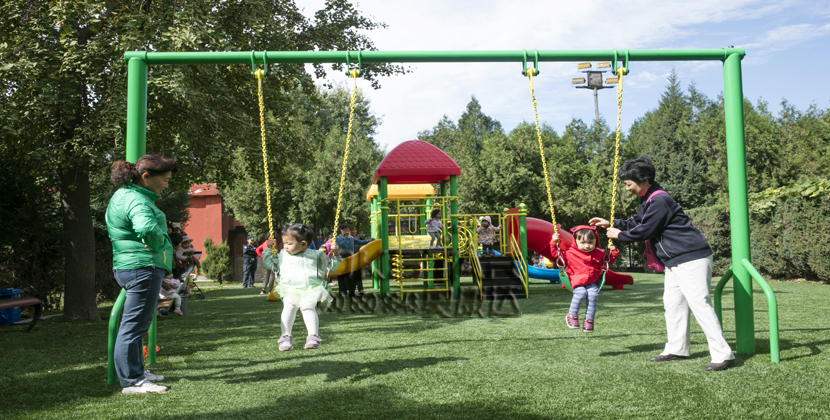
[450,176,460,297]
[723,51,754,353]
[519,203,528,264]
[371,197,379,289]
[379,177,390,297]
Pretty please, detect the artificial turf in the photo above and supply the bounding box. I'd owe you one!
[1,274,828,419]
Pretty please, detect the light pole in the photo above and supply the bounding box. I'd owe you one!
[572,62,618,121]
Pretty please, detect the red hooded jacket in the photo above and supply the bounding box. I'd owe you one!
[550,225,619,288]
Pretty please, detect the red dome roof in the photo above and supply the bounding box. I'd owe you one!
[373,140,461,184]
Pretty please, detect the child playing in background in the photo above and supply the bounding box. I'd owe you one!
[531,253,546,269]
[335,223,371,296]
[263,224,341,351]
[550,225,618,332]
[476,216,501,257]
[426,209,443,249]
[159,276,183,316]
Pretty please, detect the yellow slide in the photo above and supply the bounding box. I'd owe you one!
[327,239,383,278]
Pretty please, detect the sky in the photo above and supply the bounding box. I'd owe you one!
[295,0,830,151]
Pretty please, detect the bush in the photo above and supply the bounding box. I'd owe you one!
[687,193,830,282]
[202,236,231,283]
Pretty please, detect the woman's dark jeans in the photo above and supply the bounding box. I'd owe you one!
[113,266,165,387]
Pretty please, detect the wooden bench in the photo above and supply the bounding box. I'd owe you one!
[0,297,43,332]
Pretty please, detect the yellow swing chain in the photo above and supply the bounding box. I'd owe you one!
[607,68,625,249]
[254,69,275,248]
[527,69,558,236]
[332,69,360,237]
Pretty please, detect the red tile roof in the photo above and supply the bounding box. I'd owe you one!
[373,140,461,184]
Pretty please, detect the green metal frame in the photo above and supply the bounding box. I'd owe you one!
[109,47,778,385]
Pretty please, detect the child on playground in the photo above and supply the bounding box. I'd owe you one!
[476,216,501,257]
[159,276,183,316]
[263,223,341,351]
[335,223,371,296]
[550,225,618,332]
[426,209,443,248]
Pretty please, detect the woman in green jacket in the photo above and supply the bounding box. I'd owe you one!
[106,153,177,394]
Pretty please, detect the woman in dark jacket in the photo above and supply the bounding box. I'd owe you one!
[589,156,735,371]
[106,153,178,393]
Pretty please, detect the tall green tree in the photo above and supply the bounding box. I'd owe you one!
[0,0,403,319]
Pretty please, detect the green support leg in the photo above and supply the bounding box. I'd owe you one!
[723,51,755,354]
[380,177,390,298]
[107,289,127,385]
[371,197,379,290]
[450,176,460,297]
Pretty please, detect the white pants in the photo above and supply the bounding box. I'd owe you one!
[280,301,319,337]
[662,255,735,362]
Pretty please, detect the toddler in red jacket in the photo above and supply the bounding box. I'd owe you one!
[551,225,618,332]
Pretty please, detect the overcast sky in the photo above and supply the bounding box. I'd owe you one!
[295,0,830,150]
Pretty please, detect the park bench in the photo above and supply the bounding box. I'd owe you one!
[0,296,42,332]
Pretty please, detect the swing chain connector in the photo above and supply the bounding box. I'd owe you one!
[522,49,540,76]
[251,51,268,78]
[346,50,362,78]
[612,49,630,76]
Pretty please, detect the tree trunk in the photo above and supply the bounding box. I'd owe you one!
[60,165,101,321]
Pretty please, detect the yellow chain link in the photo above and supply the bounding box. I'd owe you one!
[527,69,558,236]
[607,68,625,248]
[332,69,360,237]
[254,69,275,248]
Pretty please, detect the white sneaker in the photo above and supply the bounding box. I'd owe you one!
[122,379,168,394]
[278,335,293,351]
[143,369,164,382]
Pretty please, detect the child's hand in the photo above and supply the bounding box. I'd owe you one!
[330,242,340,254]
[551,232,559,242]
[608,242,617,252]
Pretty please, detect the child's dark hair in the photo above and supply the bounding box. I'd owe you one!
[430,209,441,218]
[339,223,351,231]
[573,228,597,243]
[283,223,315,245]
[110,152,178,186]
[617,156,655,185]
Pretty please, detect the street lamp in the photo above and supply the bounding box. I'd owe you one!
[572,62,617,121]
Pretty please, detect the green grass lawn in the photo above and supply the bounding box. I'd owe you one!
[1,274,829,419]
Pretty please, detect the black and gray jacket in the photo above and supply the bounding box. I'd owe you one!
[614,182,712,268]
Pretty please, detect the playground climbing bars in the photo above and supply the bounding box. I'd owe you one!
[109,48,777,385]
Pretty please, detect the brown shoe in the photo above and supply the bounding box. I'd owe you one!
[705,360,732,371]
[649,354,689,362]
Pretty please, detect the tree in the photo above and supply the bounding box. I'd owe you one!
[0,0,403,319]
[201,236,230,283]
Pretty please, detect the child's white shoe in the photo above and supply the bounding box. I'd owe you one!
[121,379,168,394]
[304,334,322,349]
[278,335,293,351]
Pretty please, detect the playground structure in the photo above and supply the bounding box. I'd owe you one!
[107,48,780,385]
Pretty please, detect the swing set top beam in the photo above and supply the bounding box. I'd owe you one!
[124,48,745,66]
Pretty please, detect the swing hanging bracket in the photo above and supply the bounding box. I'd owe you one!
[346,50,362,78]
[613,49,630,76]
[251,51,268,78]
[522,49,540,76]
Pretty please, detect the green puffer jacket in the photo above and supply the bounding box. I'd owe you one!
[106,183,173,272]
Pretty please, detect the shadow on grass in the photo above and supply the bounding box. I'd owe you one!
[162,384,558,420]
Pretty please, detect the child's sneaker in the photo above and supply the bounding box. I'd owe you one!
[566,314,579,329]
[304,334,322,349]
[583,318,594,332]
[278,335,293,351]
[121,379,168,394]
[173,308,183,316]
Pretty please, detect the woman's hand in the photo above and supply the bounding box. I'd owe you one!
[607,228,621,239]
[144,244,155,252]
[589,217,610,228]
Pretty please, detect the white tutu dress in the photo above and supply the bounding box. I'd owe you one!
[262,247,341,308]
